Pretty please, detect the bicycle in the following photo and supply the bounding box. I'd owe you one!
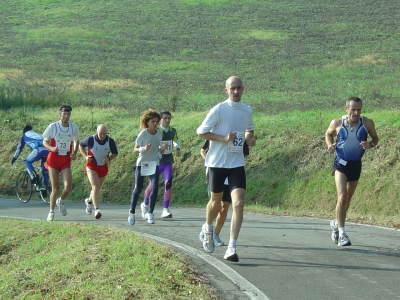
[14,158,51,203]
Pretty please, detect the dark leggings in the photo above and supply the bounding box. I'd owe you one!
[130,166,159,214]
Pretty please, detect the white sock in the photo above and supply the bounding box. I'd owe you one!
[229,239,237,248]
[206,224,213,232]
[339,227,345,236]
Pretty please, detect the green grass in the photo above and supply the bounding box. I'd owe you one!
[0,219,218,300]
[0,0,399,112]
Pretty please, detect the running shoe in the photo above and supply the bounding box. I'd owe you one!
[199,230,224,247]
[140,202,148,220]
[128,212,135,225]
[47,211,54,221]
[56,198,67,216]
[224,245,239,262]
[147,213,155,224]
[94,209,102,219]
[213,234,225,246]
[85,198,92,215]
[201,223,214,253]
[161,208,172,218]
[330,219,339,244]
[338,233,352,247]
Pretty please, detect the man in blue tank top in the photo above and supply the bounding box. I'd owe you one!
[325,97,379,247]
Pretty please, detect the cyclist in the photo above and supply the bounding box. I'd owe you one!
[12,125,49,191]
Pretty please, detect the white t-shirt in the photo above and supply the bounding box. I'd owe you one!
[197,99,254,168]
[135,129,163,166]
[42,121,79,156]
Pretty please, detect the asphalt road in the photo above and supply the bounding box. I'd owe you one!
[1,197,399,300]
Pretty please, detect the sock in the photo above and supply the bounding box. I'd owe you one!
[50,209,54,213]
[206,224,213,232]
[229,239,237,248]
[339,227,345,236]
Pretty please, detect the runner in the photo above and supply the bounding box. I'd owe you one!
[42,104,79,221]
[79,124,118,219]
[325,96,379,246]
[142,110,181,219]
[196,76,256,262]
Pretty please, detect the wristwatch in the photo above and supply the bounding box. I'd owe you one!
[370,141,375,147]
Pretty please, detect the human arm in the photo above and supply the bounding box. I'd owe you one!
[245,130,256,147]
[106,137,118,164]
[360,118,379,150]
[70,140,79,160]
[325,119,339,154]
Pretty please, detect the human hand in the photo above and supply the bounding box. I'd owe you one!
[246,137,256,147]
[327,143,336,154]
[360,141,373,150]
[176,149,181,157]
[70,153,77,161]
[225,132,237,142]
[87,155,93,162]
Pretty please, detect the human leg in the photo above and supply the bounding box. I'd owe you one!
[25,149,40,182]
[86,169,105,210]
[334,171,358,246]
[130,167,145,214]
[148,168,160,214]
[215,201,230,235]
[229,188,245,240]
[48,167,60,211]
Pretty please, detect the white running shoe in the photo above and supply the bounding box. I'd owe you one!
[147,213,155,224]
[224,245,239,262]
[94,209,102,219]
[161,208,172,218]
[201,223,214,253]
[85,198,92,215]
[330,219,339,244]
[199,227,224,247]
[140,202,148,220]
[47,211,54,221]
[128,212,135,225]
[213,234,224,246]
[338,233,352,247]
[56,198,67,216]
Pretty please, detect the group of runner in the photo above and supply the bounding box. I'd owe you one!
[12,76,379,262]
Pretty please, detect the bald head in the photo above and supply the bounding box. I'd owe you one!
[226,76,242,88]
[224,76,244,102]
[96,124,108,141]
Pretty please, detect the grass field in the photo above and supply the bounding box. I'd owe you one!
[1,1,399,298]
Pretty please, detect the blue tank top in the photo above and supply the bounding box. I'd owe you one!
[335,115,368,161]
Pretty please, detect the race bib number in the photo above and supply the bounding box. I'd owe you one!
[140,161,156,176]
[162,140,173,154]
[56,138,71,156]
[228,132,245,153]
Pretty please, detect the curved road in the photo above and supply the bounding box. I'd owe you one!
[1,198,399,300]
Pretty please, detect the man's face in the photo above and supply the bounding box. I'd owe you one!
[224,79,244,102]
[160,114,171,128]
[59,111,71,123]
[345,101,363,123]
[97,129,107,141]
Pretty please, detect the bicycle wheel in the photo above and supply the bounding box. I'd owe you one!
[38,177,51,204]
[15,171,33,203]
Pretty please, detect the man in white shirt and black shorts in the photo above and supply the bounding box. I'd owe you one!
[196,76,256,262]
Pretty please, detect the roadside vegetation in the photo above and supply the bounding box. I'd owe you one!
[0,219,218,299]
[0,0,399,299]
